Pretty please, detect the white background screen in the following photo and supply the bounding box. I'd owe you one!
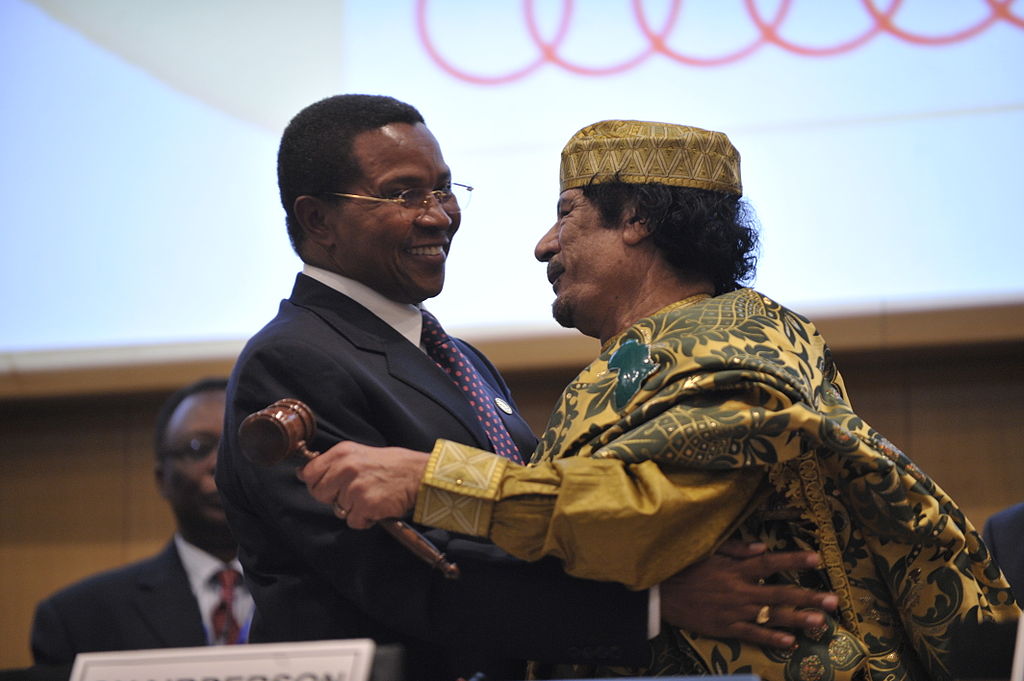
[2,0,1022,360]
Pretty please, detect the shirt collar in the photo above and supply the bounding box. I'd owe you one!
[301,263,427,348]
[173,534,244,596]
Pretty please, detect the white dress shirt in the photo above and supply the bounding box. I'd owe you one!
[174,534,254,644]
[302,263,425,348]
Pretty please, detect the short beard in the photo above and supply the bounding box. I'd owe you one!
[551,296,575,330]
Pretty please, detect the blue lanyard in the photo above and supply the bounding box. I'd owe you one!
[206,606,254,645]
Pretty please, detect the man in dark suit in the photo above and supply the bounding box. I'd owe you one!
[216,94,837,681]
[985,502,1024,601]
[31,378,252,665]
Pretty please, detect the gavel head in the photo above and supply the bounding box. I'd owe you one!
[238,398,316,466]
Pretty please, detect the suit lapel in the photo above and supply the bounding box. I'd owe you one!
[289,275,493,450]
[131,542,207,647]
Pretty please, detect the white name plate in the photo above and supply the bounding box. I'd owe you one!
[69,639,376,681]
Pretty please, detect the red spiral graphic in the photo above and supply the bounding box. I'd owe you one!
[415,0,1023,84]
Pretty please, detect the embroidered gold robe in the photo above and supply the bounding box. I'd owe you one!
[414,289,1018,680]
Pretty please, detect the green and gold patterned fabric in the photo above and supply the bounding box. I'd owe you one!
[414,289,1018,681]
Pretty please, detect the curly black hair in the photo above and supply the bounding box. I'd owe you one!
[277,94,425,255]
[581,180,760,295]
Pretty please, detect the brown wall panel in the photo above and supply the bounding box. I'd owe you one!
[0,394,175,668]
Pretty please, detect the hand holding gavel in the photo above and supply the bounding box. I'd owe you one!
[238,399,460,579]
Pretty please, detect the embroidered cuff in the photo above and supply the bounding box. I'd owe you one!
[413,439,508,537]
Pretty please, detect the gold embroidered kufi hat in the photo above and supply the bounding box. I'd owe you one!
[559,119,742,196]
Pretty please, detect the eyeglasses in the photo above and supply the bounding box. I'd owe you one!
[161,433,219,461]
[327,182,473,212]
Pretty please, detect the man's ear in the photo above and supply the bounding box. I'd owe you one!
[154,461,170,500]
[623,213,653,246]
[294,195,334,248]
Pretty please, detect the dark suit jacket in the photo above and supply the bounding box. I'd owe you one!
[30,541,206,665]
[984,501,1024,603]
[217,274,648,681]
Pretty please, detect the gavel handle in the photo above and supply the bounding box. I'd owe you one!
[380,519,460,579]
[295,441,460,580]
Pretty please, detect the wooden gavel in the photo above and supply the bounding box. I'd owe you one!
[238,398,460,579]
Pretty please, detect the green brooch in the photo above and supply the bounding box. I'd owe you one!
[608,339,659,410]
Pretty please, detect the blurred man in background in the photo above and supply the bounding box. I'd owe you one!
[31,377,252,665]
[985,501,1024,600]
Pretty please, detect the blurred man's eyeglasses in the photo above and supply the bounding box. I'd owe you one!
[327,182,473,212]
[162,434,219,461]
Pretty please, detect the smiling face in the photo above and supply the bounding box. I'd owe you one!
[534,189,635,340]
[304,122,461,304]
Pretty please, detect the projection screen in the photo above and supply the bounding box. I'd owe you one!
[2,0,1022,377]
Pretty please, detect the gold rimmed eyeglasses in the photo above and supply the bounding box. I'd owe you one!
[328,182,473,212]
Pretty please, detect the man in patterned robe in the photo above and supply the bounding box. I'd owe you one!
[300,119,1019,680]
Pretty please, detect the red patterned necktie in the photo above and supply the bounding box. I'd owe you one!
[210,568,241,645]
[421,309,523,464]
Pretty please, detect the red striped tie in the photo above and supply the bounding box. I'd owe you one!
[210,569,241,645]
